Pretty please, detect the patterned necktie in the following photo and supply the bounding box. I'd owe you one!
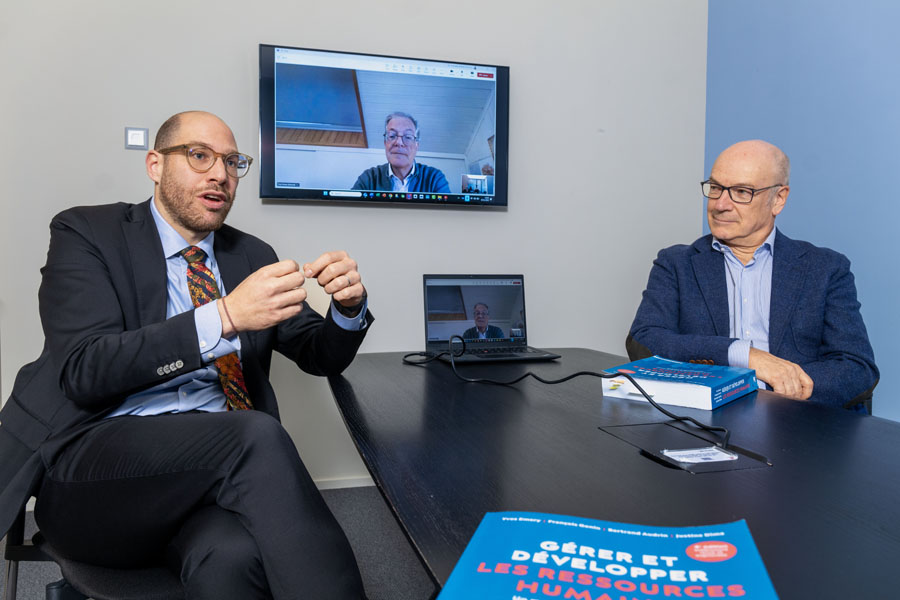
[180,245,253,411]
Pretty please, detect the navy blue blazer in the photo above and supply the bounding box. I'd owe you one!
[628,229,878,408]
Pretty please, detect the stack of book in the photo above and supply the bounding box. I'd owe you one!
[601,356,758,410]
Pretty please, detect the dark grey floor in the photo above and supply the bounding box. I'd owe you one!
[1,486,436,600]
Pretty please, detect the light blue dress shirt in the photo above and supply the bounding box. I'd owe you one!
[108,198,367,417]
[390,162,416,192]
[712,228,776,373]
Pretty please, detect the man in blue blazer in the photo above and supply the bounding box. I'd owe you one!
[628,140,877,411]
[0,111,372,598]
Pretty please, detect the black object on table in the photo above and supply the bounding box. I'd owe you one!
[328,348,900,598]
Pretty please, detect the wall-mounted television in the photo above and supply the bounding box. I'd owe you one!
[258,44,510,207]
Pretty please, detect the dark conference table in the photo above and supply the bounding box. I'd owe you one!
[328,348,900,598]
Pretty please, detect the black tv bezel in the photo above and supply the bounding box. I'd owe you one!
[258,43,510,208]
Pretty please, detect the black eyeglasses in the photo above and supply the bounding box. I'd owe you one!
[701,180,783,204]
[158,144,254,178]
[383,132,418,145]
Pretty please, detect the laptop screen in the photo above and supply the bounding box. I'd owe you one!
[423,274,527,349]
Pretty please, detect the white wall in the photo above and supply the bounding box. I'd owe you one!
[0,0,708,486]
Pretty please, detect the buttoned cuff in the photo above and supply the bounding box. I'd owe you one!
[330,297,369,331]
[194,301,240,363]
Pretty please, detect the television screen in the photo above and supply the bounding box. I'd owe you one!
[259,44,509,207]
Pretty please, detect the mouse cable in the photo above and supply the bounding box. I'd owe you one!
[402,336,731,449]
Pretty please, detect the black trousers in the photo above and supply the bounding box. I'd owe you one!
[34,411,366,600]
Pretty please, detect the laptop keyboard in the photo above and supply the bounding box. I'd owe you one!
[464,346,541,355]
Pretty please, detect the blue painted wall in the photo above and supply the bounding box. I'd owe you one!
[705,0,900,420]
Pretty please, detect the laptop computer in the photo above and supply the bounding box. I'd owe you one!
[423,274,560,363]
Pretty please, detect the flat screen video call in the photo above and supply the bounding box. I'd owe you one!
[424,276,527,344]
[259,44,510,207]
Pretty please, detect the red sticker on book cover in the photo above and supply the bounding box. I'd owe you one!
[686,541,738,562]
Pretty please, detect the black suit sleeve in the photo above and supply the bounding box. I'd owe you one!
[38,211,202,410]
[274,306,371,377]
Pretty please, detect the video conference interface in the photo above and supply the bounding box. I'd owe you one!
[271,46,501,204]
[424,277,526,343]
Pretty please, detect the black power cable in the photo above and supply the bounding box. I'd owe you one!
[403,335,731,449]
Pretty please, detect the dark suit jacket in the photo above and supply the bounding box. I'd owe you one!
[628,230,878,408]
[0,200,371,538]
[462,325,505,340]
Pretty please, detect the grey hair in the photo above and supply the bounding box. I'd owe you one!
[385,112,419,137]
[473,302,489,313]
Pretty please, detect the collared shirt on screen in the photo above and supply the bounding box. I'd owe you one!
[390,162,417,192]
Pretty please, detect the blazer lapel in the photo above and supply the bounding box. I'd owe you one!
[123,201,168,327]
[691,239,730,336]
[768,230,806,353]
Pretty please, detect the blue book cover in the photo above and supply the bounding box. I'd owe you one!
[601,356,758,410]
[438,512,778,599]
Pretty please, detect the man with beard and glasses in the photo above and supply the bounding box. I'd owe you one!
[0,111,373,599]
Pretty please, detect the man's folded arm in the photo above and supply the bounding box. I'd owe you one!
[628,253,734,364]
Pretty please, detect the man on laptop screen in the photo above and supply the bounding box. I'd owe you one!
[423,274,559,363]
[462,302,505,340]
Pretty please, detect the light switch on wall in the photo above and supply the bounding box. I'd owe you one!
[125,127,149,150]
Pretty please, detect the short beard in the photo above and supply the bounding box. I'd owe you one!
[158,169,232,236]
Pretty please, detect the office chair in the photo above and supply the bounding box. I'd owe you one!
[4,504,184,600]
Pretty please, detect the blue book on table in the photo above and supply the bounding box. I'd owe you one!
[601,356,758,410]
[438,511,778,599]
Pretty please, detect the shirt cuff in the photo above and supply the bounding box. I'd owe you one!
[194,301,240,363]
[727,339,752,369]
[330,298,369,331]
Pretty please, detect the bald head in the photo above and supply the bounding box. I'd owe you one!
[147,111,240,245]
[154,111,233,150]
[713,140,790,189]
[706,139,791,261]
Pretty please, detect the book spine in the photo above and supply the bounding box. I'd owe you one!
[713,375,754,407]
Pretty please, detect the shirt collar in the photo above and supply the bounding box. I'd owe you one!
[711,227,777,258]
[389,161,417,185]
[150,196,215,259]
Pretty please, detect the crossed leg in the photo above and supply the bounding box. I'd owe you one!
[35,411,366,599]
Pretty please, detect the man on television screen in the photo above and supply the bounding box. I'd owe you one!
[463,302,505,339]
[352,112,451,194]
